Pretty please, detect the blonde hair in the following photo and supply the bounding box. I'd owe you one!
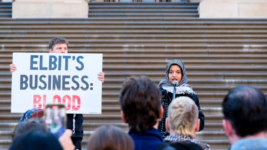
[168,96,198,136]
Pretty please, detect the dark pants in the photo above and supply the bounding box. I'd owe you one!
[66,114,84,150]
[71,137,82,150]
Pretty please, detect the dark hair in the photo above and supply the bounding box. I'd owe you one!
[9,129,63,150]
[222,85,267,137]
[12,118,45,141]
[49,37,69,50]
[119,76,161,132]
[87,125,134,150]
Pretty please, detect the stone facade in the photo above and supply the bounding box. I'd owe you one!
[12,0,88,18]
[199,0,267,18]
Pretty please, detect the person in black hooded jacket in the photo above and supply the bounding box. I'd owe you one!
[158,59,205,137]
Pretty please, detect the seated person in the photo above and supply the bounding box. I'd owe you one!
[163,97,210,150]
[119,76,164,150]
[87,125,134,150]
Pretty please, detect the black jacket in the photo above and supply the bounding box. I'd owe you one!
[66,114,83,138]
[158,87,205,137]
[156,141,204,150]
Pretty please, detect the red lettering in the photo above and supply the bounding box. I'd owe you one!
[72,95,80,111]
[33,95,42,108]
[43,95,46,109]
[53,95,61,103]
[62,95,71,111]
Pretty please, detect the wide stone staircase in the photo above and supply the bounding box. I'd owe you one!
[0,2,267,150]
[0,2,11,18]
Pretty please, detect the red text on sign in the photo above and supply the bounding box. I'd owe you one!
[33,95,81,111]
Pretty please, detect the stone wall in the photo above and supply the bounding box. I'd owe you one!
[12,0,88,18]
[199,0,267,18]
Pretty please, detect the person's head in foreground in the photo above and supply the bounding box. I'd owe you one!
[120,76,163,132]
[13,118,45,141]
[164,97,210,150]
[87,125,134,150]
[20,108,44,122]
[222,85,267,150]
[49,37,69,53]
[119,76,164,150]
[166,97,199,137]
[9,129,63,150]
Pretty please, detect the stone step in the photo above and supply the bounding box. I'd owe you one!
[202,140,229,149]
[101,72,267,80]
[100,85,267,93]
[0,6,11,9]
[95,60,267,66]
[1,49,267,56]
[1,52,267,57]
[89,5,198,9]
[89,2,199,5]
[200,100,222,107]
[89,9,198,13]
[0,23,265,29]
[1,31,267,36]
[0,13,11,18]
[0,9,11,13]
[4,54,267,60]
[0,39,266,44]
[89,13,199,17]
[1,51,267,57]
[1,25,266,29]
[2,58,267,66]
[196,131,227,140]
[0,20,267,25]
[204,123,224,131]
[2,35,267,40]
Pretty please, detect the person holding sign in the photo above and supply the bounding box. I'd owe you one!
[10,37,105,150]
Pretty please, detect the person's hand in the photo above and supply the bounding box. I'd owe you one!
[10,64,17,73]
[59,129,75,150]
[98,72,105,83]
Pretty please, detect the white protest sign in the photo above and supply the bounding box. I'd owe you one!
[11,53,102,114]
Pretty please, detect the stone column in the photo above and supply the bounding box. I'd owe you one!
[13,0,88,18]
[199,0,267,18]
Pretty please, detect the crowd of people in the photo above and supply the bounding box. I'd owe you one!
[9,37,267,150]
